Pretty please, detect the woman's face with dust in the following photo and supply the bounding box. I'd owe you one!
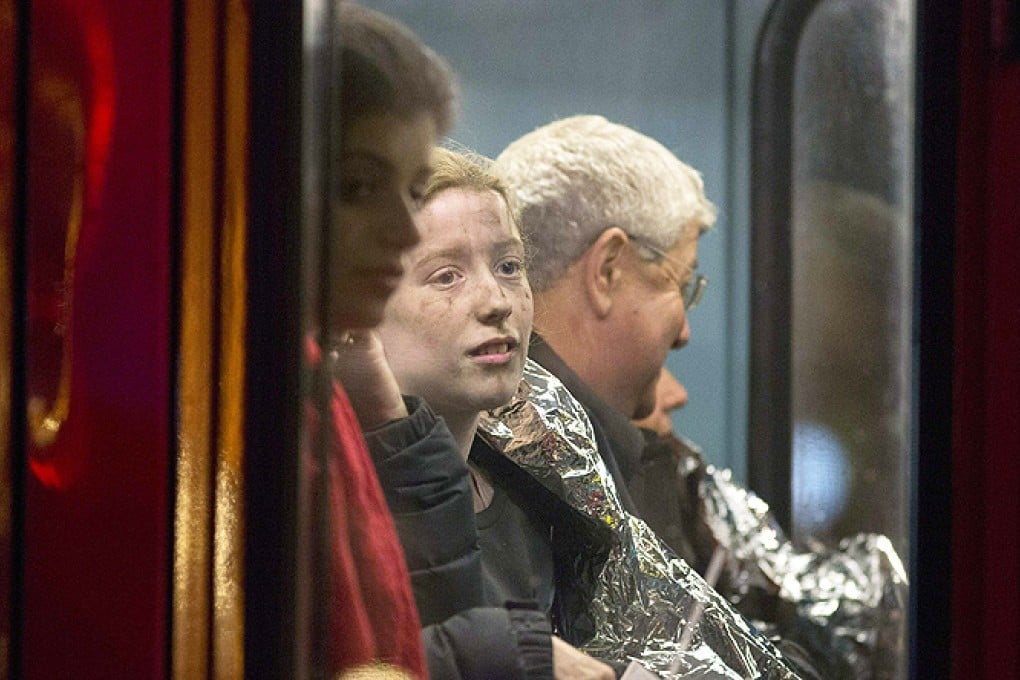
[377,187,533,420]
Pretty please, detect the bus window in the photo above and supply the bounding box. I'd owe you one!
[750,0,914,560]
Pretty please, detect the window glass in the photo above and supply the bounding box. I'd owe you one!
[361,0,761,477]
[790,0,914,559]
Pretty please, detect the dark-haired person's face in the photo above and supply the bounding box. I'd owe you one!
[331,111,437,330]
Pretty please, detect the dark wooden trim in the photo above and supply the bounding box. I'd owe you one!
[910,0,960,678]
[245,3,304,678]
[748,0,820,531]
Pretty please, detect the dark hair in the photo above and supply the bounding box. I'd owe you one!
[336,4,458,135]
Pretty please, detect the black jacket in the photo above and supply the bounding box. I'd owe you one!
[365,397,554,680]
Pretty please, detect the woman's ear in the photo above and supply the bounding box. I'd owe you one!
[581,227,629,318]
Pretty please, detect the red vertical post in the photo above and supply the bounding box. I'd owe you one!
[953,0,1020,677]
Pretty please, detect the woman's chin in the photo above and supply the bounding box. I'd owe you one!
[477,384,520,412]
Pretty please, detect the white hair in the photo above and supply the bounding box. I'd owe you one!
[495,115,716,291]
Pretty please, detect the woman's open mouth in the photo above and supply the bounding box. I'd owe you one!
[468,337,518,365]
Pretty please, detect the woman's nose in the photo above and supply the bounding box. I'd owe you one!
[384,200,422,249]
[671,313,691,350]
[475,273,512,324]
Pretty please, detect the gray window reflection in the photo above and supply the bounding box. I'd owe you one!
[790,0,913,562]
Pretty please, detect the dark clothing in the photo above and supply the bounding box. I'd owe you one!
[528,338,714,561]
[365,397,482,624]
[632,430,713,572]
[365,397,554,680]
[530,336,709,565]
[421,606,554,680]
[472,443,557,615]
[468,429,614,648]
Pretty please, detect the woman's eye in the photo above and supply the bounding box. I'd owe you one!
[409,184,426,210]
[338,178,375,202]
[429,269,460,287]
[496,258,523,277]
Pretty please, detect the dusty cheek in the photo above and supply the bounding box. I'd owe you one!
[377,306,424,355]
[386,295,444,330]
[516,292,535,331]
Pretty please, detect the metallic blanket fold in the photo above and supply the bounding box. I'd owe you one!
[694,443,908,679]
[478,360,802,679]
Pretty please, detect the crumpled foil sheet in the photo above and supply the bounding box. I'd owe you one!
[478,360,802,680]
[690,440,909,680]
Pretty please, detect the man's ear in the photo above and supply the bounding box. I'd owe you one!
[581,227,629,318]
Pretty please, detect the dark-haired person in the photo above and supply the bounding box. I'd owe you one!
[309,4,453,677]
[325,8,608,679]
[496,115,905,679]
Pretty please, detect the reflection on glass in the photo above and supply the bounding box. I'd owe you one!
[790,0,914,563]
[299,1,332,676]
[0,1,13,671]
[792,420,852,534]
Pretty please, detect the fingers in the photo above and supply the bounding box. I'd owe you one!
[551,636,616,680]
[332,330,408,429]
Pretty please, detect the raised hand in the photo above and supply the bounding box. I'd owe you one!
[551,636,616,680]
[331,330,408,430]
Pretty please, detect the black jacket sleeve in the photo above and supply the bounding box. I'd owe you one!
[365,396,483,625]
[422,606,553,680]
[366,398,554,680]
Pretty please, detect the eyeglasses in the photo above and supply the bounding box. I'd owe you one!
[630,236,707,312]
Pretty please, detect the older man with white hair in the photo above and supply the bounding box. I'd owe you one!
[496,115,713,521]
[496,115,907,680]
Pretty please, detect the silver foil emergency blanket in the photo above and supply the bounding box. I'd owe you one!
[478,360,802,680]
[691,443,908,680]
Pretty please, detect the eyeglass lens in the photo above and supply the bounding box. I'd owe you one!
[683,275,707,311]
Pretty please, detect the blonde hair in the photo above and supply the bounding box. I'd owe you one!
[423,146,521,236]
[495,115,716,291]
